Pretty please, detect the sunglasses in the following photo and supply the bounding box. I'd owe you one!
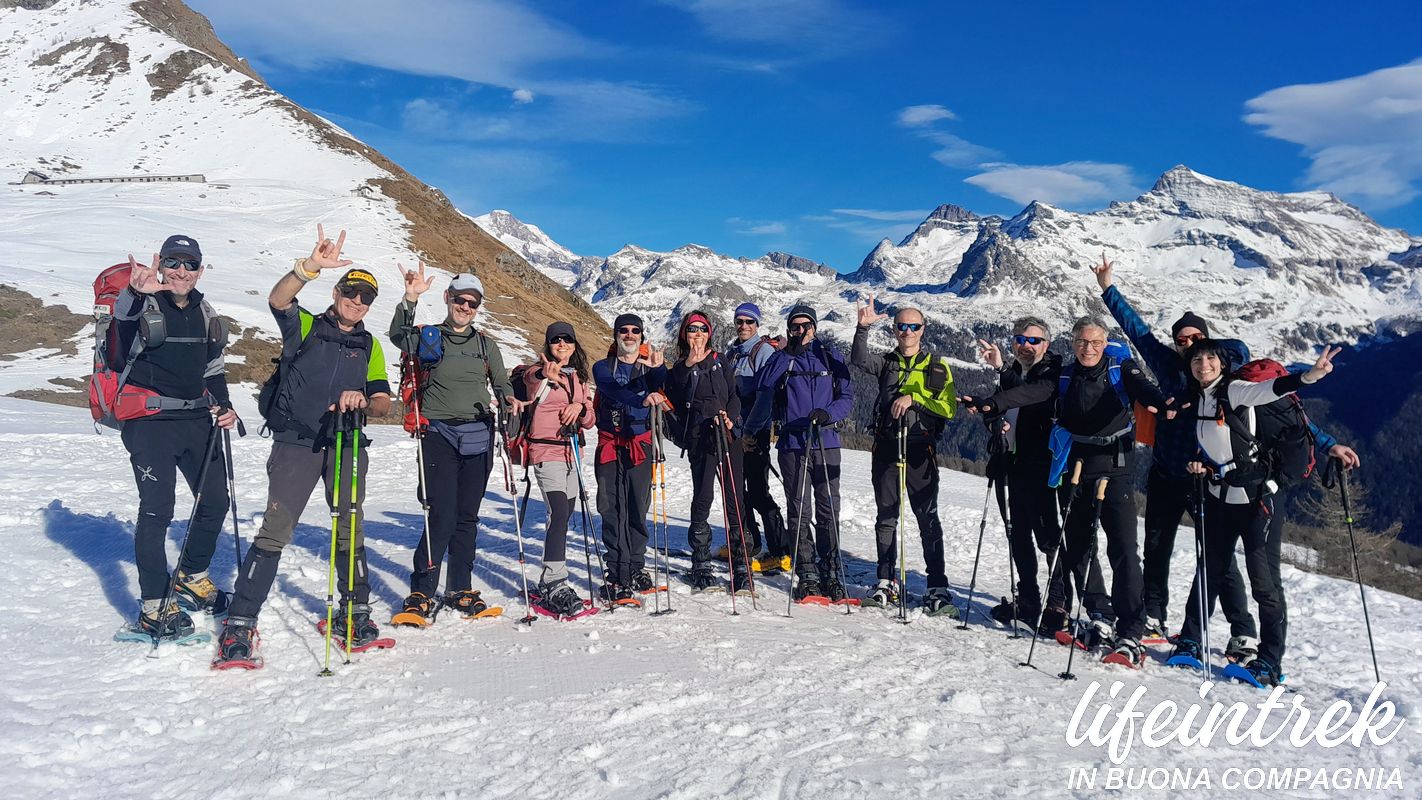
[617,326,642,335]
[787,323,813,334]
[1175,333,1205,347]
[160,257,201,272]
[1073,339,1106,350]
[338,286,376,305]
[734,318,758,327]
[450,295,481,309]
[549,335,575,345]
[1014,335,1046,346]
[895,322,923,333]
[686,324,709,334]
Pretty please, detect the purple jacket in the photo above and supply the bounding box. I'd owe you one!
[746,338,854,451]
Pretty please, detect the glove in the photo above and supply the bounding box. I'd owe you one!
[739,434,760,454]
[986,451,1012,483]
[808,408,831,426]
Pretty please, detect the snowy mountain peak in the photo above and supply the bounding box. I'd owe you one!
[926,203,980,224]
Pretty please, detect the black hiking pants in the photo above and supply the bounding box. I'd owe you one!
[1144,468,1257,636]
[870,436,947,588]
[1063,471,1144,640]
[1178,493,1286,667]
[121,417,229,601]
[686,429,752,572]
[594,441,652,586]
[779,445,842,579]
[411,431,492,597]
[1005,459,1072,615]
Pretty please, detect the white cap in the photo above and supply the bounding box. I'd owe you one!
[450,273,484,297]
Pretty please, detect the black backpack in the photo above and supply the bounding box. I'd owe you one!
[1217,359,1316,492]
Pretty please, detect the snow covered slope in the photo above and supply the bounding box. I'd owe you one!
[474,209,601,288]
[0,0,604,403]
[484,168,1421,364]
[0,395,1414,799]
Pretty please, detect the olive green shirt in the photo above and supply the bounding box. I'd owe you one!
[389,298,513,421]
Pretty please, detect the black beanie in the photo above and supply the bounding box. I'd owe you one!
[545,321,576,344]
[613,313,644,334]
[786,304,817,326]
[1171,311,1209,339]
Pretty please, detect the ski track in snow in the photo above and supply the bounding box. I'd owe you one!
[0,397,1417,800]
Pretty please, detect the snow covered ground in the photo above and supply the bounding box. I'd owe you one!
[0,396,1415,800]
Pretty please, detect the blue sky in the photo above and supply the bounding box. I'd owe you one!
[191,0,1422,271]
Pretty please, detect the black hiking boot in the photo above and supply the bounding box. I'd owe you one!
[330,603,381,648]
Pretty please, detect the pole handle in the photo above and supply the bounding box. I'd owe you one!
[1094,477,1108,500]
[1070,460,1083,486]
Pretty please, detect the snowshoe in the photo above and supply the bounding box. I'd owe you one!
[1224,658,1282,689]
[211,616,262,670]
[1141,616,1169,645]
[861,580,900,609]
[530,585,601,621]
[923,587,959,618]
[1225,635,1260,664]
[631,571,667,595]
[1102,637,1147,670]
[793,577,829,605]
[685,569,722,594]
[445,589,503,620]
[174,571,230,617]
[324,604,393,652]
[116,602,208,646]
[391,592,436,627]
[759,554,791,576]
[988,597,1037,632]
[1165,638,1204,670]
[1056,617,1112,651]
[731,572,757,597]
[1037,607,1069,639]
[599,582,642,607]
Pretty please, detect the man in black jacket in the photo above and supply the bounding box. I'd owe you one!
[115,235,239,642]
[964,317,1170,669]
[217,226,393,668]
[975,317,1097,634]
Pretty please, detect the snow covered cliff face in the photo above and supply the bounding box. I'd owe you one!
[485,167,1420,364]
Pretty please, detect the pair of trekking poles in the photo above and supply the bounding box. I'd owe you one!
[320,410,366,676]
[148,413,247,658]
[783,420,853,618]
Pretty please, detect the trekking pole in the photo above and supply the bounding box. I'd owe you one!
[1193,473,1211,681]
[1060,477,1109,681]
[148,417,222,658]
[957,478,994,629]
[715,422,758,612]
[713,428,740,617]
[785,422,818,617]
[222,425,244,568]
[344,411,364,662]
[723,425,758,611]
[1019,461,1081,669]
[648,409,664,615]
[319,421,345,677]
[896,420,909,622]
[405,340,436,573]
[1332,459,1381,685]
[568,434,607,605]
[651,409,675,616]
[512,465,536,626]
[995,478,1019,638]
[812,426,852,616]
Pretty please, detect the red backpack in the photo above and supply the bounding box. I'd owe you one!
[88,262,217,430]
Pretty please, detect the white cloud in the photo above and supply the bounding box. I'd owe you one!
[663,0,890,51]
[804,209,926,243]
[728,217,788,235]
[924,131,1000,168]
[965,162,1140,207]
[897,104,955,127]
[188,0,686,142]
[1245,59,1422,209]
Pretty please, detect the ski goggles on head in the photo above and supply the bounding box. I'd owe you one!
[338,286,376,305]
[1014,335,1046,345]
[160,257,201,271]
[895,322,923,333]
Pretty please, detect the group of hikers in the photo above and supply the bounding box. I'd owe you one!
[103,226,1358,684]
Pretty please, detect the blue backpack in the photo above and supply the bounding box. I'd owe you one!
[1047,340,1133,488]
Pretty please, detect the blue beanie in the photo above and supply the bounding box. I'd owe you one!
[733,302,761,322]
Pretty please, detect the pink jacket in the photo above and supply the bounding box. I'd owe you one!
[524,366,596,465]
